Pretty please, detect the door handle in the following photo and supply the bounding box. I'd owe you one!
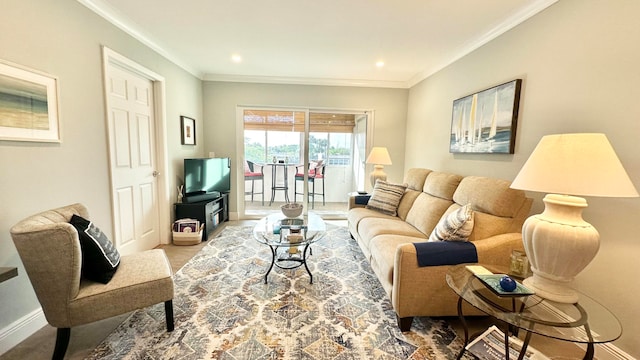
[152,171,160,177]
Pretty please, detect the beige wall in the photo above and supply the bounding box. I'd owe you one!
[0,0,203,345]
[406,0,640,355]
[202,81,409,214]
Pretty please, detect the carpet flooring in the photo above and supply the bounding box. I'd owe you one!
[86,225,472,359]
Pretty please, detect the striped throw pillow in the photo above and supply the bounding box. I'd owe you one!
[429,204,475,242]
[366,180,407,216]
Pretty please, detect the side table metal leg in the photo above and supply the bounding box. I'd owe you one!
[582,320,595,360]
[517,331,533,360]
[303,243,313,283]
[583,343,594,360]
[264,245,277,284]
[456,296,469,360]
[503,322,510,360]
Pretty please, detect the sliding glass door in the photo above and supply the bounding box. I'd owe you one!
[239,107,370,220]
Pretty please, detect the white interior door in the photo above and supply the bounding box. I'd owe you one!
[353,114,368,192]
[105,64,160,255]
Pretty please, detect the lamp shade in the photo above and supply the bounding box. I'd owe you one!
[511,133,638,198]
[511,133,638,303]
[366,147,392,165]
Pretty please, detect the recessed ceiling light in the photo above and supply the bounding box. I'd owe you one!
[231,54,242,63]
[376,61,385,68]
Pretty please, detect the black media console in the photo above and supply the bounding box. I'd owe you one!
[174,193,229,240]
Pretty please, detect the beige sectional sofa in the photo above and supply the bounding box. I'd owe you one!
[348,168,532,331]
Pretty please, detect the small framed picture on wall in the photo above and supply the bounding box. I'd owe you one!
[180,116,196,145]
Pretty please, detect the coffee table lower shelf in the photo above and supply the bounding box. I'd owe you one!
[264,243,314,283]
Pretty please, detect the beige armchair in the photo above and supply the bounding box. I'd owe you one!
[10,203,174,360]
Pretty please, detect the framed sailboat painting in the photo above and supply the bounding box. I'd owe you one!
[449,79,522,154]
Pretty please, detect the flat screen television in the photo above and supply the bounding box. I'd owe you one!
[184,158,231,198]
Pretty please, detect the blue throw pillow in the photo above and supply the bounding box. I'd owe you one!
[70,214,121,284]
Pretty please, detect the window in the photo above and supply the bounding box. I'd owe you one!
[243,109,355,167]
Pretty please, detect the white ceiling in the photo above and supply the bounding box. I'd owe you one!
[79,0,557,88]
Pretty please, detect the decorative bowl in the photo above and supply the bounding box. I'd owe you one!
[281,203,303,218]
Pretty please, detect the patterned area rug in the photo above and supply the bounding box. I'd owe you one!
[87,225,471,359]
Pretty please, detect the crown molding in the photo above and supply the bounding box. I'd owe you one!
[79,0,557,89]
[203,73,409,88]
[407,0,559,88]
[77,0,202,78]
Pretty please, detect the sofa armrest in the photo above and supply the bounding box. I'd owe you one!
[471,232,525,266]
[392,232,525,317]
[348,194,370,210]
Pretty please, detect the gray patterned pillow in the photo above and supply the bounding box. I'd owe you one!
[429,204,475,242]
[366,180,407,216]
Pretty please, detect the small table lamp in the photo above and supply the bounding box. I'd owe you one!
[366,147,392,187]
[510,133,638,303]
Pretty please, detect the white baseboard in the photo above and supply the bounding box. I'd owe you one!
[592,343,636,360]
[0,308,47,356]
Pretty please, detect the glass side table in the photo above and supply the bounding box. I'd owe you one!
[253,212,326,284]
[446,264,622,360]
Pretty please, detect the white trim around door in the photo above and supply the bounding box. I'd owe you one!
[101,46,171,248]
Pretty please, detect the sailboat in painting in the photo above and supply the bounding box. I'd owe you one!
[488,92,498,140]
[449,79,522,154]
[468,94,477,145]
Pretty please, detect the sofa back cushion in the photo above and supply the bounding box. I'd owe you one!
[452,176,532,239]
[403,168,432,191]
[423,172,463,200]
[397,189,421,220]
[405,172,463,236]
[396,168,432,220]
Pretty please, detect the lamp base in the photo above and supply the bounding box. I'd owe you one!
[521,194,600,304]
[369,165,387,187]
[523,274,579,303]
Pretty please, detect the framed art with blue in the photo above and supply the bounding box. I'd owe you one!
[449,79,522,154]
[0,60,60,143]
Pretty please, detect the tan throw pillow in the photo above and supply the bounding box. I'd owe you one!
[366,180,407,216]
[429,204,475,242]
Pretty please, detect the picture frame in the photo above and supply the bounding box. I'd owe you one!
[0,60,61,142]
[449,79,522,154]
[180,115,196,145]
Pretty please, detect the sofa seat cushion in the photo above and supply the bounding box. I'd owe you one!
[347,207,393,230]
[71,249,173,326]
[368,234,425,297]
[359,217,426,243]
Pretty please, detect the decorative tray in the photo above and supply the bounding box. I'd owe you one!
[474,274,535,297]
[279,218,305,228]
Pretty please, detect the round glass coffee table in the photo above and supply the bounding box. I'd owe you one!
[446,264,622,360]
[253,212,326,284]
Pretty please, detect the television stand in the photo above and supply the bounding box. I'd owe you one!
[174,193,228,240]
[182,191,220,203]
